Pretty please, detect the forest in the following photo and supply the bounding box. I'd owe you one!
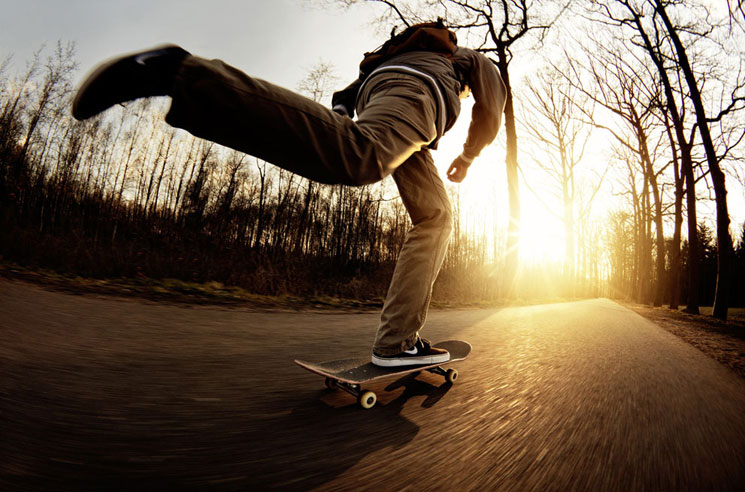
[1,0,744,316]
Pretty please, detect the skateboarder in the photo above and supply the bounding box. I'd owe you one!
[72,20,506,367]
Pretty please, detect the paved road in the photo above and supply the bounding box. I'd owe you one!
[2,278,745,491]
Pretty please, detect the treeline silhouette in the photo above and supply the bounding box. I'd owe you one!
[0,44,514,304]
[606,210,745,308]
[0,44,742,306]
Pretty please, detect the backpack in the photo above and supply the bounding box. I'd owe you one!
[358,18,458,78]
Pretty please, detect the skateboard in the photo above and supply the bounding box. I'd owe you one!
[295,340,471,409]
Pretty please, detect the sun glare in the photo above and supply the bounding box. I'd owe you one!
[436,138,568,266]
[431,96,621,269]
[518,195,567,264]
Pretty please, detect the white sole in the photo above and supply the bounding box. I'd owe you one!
[371,353,450,367]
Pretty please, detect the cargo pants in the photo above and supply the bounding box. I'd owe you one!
[165,56,453,355]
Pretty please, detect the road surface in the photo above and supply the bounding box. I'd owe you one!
[2,278,744,491]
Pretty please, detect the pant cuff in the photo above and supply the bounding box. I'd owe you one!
[373,334,419,356]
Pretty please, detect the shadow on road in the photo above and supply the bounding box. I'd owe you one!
[384,372,453,409]
[257,374,454,489]
[1,367,456,491]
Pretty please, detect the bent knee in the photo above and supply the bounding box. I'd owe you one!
[440,206,454,236]
[416,205,453,236]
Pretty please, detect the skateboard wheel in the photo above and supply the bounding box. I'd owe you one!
[358,391,377,409]
[446,368,458,384]
[325,377,337,390]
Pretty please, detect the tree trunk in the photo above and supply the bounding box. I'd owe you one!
[496,50,520,295]
[664,116,684,310]
[682,163,700,313]
[655,1,734,320]
[636,122,665,307]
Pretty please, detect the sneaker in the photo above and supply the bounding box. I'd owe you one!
[72,44,189,120]
[371,338,450,367]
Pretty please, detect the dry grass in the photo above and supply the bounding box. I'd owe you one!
[0,262,384,311]
[0,261,579,311]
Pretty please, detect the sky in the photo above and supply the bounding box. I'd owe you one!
[0,0,379,88]
[1,0,743,261]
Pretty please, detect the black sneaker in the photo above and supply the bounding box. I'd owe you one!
[371,338,450,367]
[72,44,189,120]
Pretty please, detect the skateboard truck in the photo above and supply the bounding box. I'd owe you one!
[325,379,378,409]
[324,366,459,409]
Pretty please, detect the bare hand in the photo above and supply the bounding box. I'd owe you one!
[446,155,470,183]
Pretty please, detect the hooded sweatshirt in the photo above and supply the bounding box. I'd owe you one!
[332,46,507,162]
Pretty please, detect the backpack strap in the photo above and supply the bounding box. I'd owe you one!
[359,18,457,78]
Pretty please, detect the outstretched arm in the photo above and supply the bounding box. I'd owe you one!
[453,48,507,179]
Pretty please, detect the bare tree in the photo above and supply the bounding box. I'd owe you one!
[296,62,339,254]
[113,99,151,206]
[181,140,215,230]
[16,42,77,174]
[585,0,701,311]
[727,0,745,25]
[0,48,42,198]
[561,38,671,305]
[522,66,599,291]
[594,0,744,319]
[147,127,177,215]
[253,158,270,249]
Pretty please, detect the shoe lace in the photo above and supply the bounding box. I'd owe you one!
[419,337,432,350]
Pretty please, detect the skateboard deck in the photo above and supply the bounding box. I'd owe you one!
[295,340,471,409]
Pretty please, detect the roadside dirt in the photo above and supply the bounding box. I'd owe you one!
[0,262,383,311]
[627,304,745,380]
